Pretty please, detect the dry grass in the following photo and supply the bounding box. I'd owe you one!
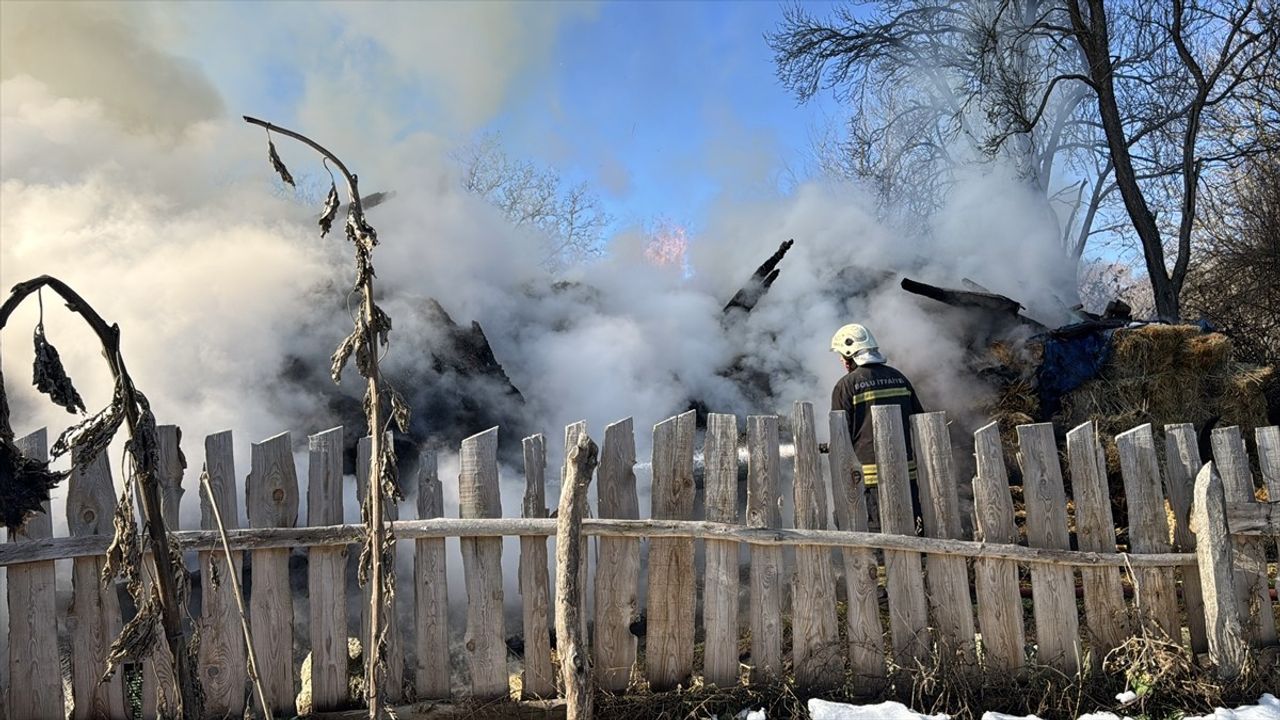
[590,637,1279,720]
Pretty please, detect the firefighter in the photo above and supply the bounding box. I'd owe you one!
[830,323,925,532]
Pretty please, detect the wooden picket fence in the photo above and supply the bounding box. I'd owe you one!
[2,404,1278,719]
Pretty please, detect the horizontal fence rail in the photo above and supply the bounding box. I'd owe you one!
[2,409,1278,720]
[1,518,1213,568]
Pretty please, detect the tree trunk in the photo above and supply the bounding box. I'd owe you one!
[1070,0,1180,321]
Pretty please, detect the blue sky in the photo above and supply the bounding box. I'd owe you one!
[169,1,849,236]
[479,1,845,234]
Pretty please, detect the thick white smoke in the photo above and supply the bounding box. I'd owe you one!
[0,1,1080,679]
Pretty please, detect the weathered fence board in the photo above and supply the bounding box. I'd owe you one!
[593,419,640,691]
[1066,422,1128,665]
[519,435,554,698]
[8,429,66,720]
[142,425,186,718]
[1256,426,1280,610]
[645,410,696,690]
[1164,424,1209,654]
[872,406,930,668]
[791,402,841,689]
[67,447,127,720]
[747,415,783,683]
[1116,425,1180,639]
[563,422,590,643]
[827,411,885,688]
[307,426,349,712]
[1192,463,1247,679]
[701,413,740,687]
[911,411,976,669]
[199,430,246,718]
[971,423,1025,673]
[415,450,451,700]
[248,431,299,715]
[1017,423,1081,675]
[357,433,405,702]
[1210,426,1278,646]
[459,427,507,698]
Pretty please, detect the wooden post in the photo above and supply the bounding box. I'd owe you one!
[971,423,1025,673]
[1191,462,1247,679]
[1016,423,1081,675]
[791,402,841,689]
[1164,424,1209,654]
[746,415,783,683]
[1210,426,1278,646]
[1254,426,1280,622]
[1066,422,1129,665]
[8,429,66,720]
[827,411,885,689]
[644,410,696,690]
[414,450,450,699]
[563,422,590,642]
[519,435,554,698]
[1116,425,1180,640]
[910,411,976,669]
[701,413,740,687]
[593,419,640,691]
[247,431,299,716]
[199,431,246,718]
[307,427,349,711]
[357,433,404,702]
[67,447,127,719]
[871,406,930,668]
[556,432,599,720]
[458,427,507,699]
[143,425,186,717]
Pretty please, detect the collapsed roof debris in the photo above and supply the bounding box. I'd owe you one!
[723,239,794,316]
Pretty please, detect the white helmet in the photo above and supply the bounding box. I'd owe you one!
[830,323,885,365]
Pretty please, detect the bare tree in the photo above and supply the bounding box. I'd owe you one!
[771,0,1280,320]
[772,1,1111,264]
[1184,149,1280,364]
[1060,0,1279,320]
[455,133,611,270]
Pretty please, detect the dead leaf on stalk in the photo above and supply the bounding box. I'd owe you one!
[101,589,162,683]
[51,380,125,463]
[345,208,378,248]
[388,388,410,433]
[379,441,400,501]
[330,327,361,383]
[319,181,340,236]
[0,435,66,533]
[268,139,295,187]
[33,323,85,414]
[370,303,392,347]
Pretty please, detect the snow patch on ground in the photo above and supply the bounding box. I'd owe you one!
[796,694,1280,720]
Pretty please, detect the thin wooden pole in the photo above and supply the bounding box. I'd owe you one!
[556,432,598,720]
[200,467,273,720]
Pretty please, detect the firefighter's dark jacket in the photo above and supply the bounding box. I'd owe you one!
[830,362,924,485]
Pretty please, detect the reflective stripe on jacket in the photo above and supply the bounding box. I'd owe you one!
[831,363,924,486]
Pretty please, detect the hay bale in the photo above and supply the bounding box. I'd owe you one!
[296,636,364,714]
[1059,325,1270,476]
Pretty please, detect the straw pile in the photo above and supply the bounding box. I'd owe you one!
[976,339,1044,468]
[1059,324,1272,474]
[978,324,1274,478]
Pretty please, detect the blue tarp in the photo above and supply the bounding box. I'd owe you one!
[1037,326,1117,416]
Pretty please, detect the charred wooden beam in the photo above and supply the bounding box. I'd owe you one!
[723,239,794,315]
[900,277,1024,316]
